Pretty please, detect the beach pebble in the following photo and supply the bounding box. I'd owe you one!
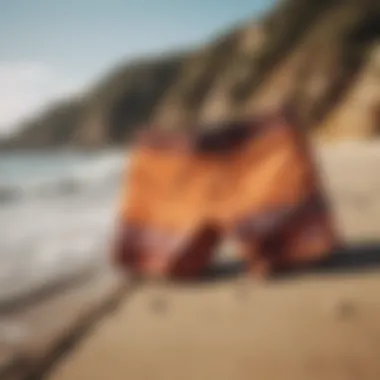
[149,295,169,314]
[336,299,357,319]
[0,320,31,346]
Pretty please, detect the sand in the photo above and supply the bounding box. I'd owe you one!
[49,273,380,380]
[0,268,126,380]
[45,141,380,380]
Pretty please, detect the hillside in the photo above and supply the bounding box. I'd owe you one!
[4,0,380,148]
[4,53,187,149]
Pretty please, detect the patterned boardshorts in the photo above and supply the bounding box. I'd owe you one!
[113,109,340,280]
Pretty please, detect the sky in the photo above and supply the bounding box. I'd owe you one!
[0,0,278,136]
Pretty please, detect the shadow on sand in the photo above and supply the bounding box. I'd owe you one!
[203,241,380,283]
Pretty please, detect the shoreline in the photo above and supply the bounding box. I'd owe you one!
[0,266,97,316]
[0,266,128,380]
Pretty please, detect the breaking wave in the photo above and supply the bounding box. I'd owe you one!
[0,151,128,203]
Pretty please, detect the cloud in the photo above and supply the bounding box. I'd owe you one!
[0,62,84,136]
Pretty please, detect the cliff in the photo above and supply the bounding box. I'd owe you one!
[5,0,380,148]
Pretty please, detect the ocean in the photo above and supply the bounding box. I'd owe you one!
[0,150,128,305]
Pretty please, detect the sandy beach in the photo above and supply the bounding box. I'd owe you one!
[50,273,380,380]
[1,140,380,380]
[42,140,380,380]
[0,266,126,380]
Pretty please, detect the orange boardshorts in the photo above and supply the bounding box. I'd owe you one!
[113,110,339,279]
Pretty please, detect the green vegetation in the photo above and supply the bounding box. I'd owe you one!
[4,0,380,148]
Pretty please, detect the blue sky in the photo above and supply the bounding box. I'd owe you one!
[0,0,277,135]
